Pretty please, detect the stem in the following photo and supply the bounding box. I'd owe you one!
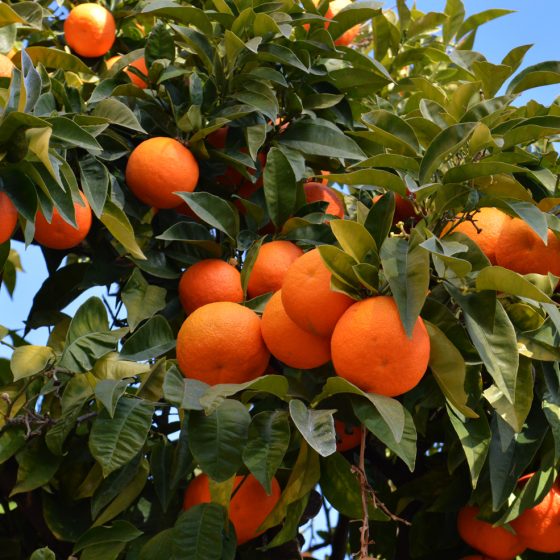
[330,514,350,560]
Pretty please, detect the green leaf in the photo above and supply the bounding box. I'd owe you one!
[120,316,175,362]
[188,399,250,482]
[140,529,174,560]
[447,404,490,488]
[265,495,308,549]
[330,220,377,262]
[471,61,513,98]
[89,398,154,477]
[326,169,407,196]
[91,99,146,133]
[380,230,430,337]
[361,110,418,155]
[11,439,61,496]
[263,147,297,228]
[60,333,117,373]
[443,162,526,183]
[317,245,361,290]
[289,400,336,458]
[10,345,55,381]
[419,122,477,184]
[95,379,130,419]
[364,192,395,250]
[100,200,146,260]
[48,117,102,152]
[425,321,477,418]
[172,505,235,560]
[13,47,94,75]
[163,365,207,411]
[30,548,55,560]
[456,8,514,40]
[79,156,109,218]
[242,410,290,494]
[177,192,239,241]
[74,521,143,553]
[278,118,365,160]
[353,399,417,471]
[240,237,264,298]
[476,266,554,303]
[121,269,167,332]
[329,2,382,41]
[146,22,175,67]
[66,297,109,344]
[141,1,212,35]
[507,61,560,94]
[420,236,472,278]
[0,427,26,464]
[443,0,465,44]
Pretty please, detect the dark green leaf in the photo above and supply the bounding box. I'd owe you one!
[120,315,175,362]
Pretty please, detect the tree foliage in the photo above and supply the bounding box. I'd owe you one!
[0,0,560,558]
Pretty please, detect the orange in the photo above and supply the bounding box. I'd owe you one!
[457,505,526,560]
[206,127,228,149]
[64,3,116,58]
[34,192,92,250]
[0,54,14,78]
[335,420,363,453]
[107,55,149,88]
[460,557,497,560]
[125,137,199,209]
[442,207,510,265]
[176,302,270,385]
[281,248,353,337]
[0,192,17,244]
[331,296,430,397]
[183,473,281,545]
[374,192,419,226]
[178,259,243,315]
[261,290,331,369]
[247,240,303,299]
[495,218,560,276]
[304,182,345,219]
[306,0,360,46]
[511,474,560,553]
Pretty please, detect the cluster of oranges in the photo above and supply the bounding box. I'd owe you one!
[458,473,560,558]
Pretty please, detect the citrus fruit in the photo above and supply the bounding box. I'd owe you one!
[331,296,430,397]
[335,420,363,453]
[0,192,18,244]
[261,290,331,369]
[125,137,199,208]
[457,505,526,560]
[306,0,360,46]
[183,473,281,545]
[442,207,510,265]
[0,54,14,78]
[281,248,353,337]
[247,241,303,299]
[511,474,560,553]
[107,55,149,88]
[34,192,92,250]
[64,3,116,58]
[176,302,270,385]
[206,127,228,149]
[460,557,496,560]
[495,218,560,276]
[178,259,243,315]
[304,182,345,219]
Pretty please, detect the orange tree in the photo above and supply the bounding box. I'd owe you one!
[1,1,560,559]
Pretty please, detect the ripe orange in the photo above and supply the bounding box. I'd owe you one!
[331,296,430,397]
[0,54,14,78]
[107,55,149,88]
[304,182,345,219]
[183,473,281,545]
[206,127,228,149]
[261,290,331,369]
[374,192,419,226]
[511,474,560,553]
[0,192,18,244]
[125,137,199,209]
[281,248,353,337]
[306,0,360,46]
[176,302,270,385]
[495,218,560,276]
[442,207,510,265]
[247,241,303,299]
[335,420,363,453]
[457,506,526,560]
[64,3,116,58]
[178,259,243,315]
[34,192,92,250]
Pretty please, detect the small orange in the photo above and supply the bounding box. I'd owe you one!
[261,290,331,369]
[64,3,116,58]
[442,207,510,265]
[247,241,303,299]
[511,474,560,553]
[107,55,149,88]
[183,473,281,545]
[335,420,363,453]
[331,296,430,397]
[0,192,17,244]
[206,127,228,149]
[125,137,199,209]
[495,218,560,276]
[304,182,345,219]
[178,259,243,315]
[176,302,270,385]
[34,192,92,250]
[457,505,526,560]
[281,248,354,337]
[0,54,14,78]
